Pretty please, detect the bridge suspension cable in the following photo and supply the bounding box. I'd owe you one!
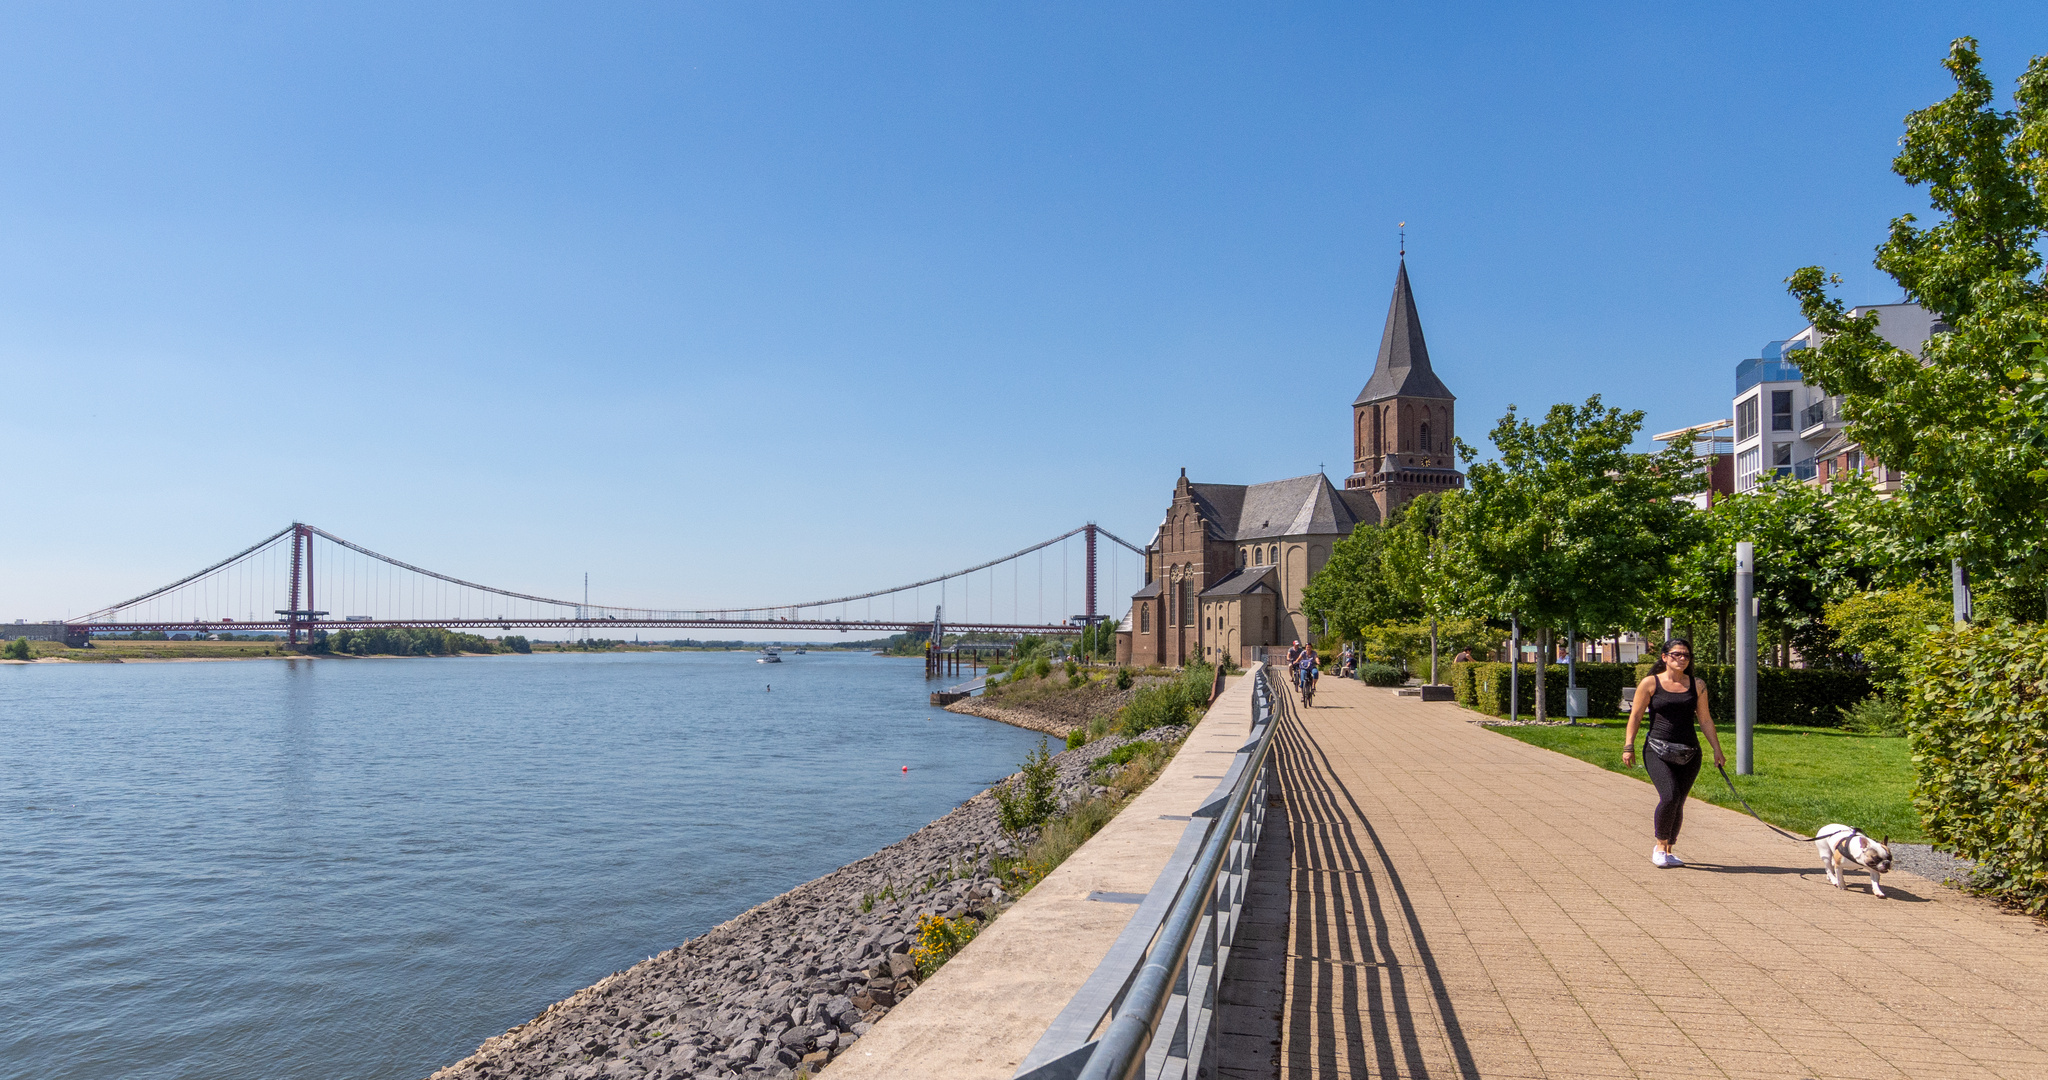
[73,521,1150,635]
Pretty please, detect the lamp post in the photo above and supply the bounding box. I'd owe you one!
[1509,614,1520,722]
[1735,541,1756,776]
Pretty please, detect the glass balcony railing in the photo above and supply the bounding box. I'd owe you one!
[1793,458,1818,481]
[1736,356,1805,394]
[1802,400,1830,429]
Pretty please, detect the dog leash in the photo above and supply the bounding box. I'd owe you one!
[1712,762,1841,846]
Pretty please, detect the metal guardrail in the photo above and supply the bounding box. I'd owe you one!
[1013,662,1289,1080]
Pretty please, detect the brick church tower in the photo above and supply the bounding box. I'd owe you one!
[1345,260,1463,518]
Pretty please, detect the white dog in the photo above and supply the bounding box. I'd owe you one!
[1815,824,1893,898]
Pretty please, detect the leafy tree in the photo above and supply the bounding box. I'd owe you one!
[1787,38,2048,617]
[1077,618,1120,661]
[1825,582,1950,697]
[1301,511,1420,643]
[1452,396,1702,716]
[1666,474,1878,664]
[3,637,31,661]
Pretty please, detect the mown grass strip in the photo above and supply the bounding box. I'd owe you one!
[1483,719,1923,843]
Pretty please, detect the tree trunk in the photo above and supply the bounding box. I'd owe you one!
[1533,627,1550,722]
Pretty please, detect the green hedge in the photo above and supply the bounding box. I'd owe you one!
[1463,662,1635,719]
[1448,661,1479,707]
[1629,663,1869,729]
[1910,623,2048,914]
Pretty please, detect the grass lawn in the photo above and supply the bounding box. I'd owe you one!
[1483,719,1924,843]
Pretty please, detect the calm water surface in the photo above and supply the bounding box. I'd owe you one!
[0,651,1042,1080]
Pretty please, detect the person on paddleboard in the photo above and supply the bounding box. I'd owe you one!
[1621,638,1727,868]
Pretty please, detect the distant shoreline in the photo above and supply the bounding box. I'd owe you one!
[2,643,914,664]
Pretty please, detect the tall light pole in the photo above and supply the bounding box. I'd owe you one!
[1735,541,1756,775]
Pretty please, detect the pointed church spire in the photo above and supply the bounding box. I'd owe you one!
[1354,260,1454,405]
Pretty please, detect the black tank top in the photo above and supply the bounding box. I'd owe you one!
[1647,674,1699,746]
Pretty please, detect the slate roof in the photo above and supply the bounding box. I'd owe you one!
[1187,473,1372,541]
[1199,565,1278,598]
[1130,580,1163,598]
[1355,260,1454,405]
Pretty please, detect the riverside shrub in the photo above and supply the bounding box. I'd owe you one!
[1115,661,1214,735]
[994,737,1059,834]
[1910,622,2048,914]
[1629,663,1870,728]
[3,637,30,661]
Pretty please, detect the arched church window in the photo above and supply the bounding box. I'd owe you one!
[1238,548,1247,567]
[1269,544,1280,566]
[1141,605,1150,633]
[1419,423,1431,452]
[1253,547,1263,566]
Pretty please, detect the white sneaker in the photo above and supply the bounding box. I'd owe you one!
[1664,851,1685,867]
[1650,849,1673,868]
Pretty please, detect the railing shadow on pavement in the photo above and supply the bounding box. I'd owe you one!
[1012,662,1290,1080]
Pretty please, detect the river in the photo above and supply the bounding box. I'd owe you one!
[0,650,1043,1080]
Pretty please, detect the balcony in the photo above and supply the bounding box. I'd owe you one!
[1735,356,1805,395]
[1799,398,1838,438]
[1792,458,1818,482]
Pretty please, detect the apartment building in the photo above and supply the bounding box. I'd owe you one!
[1731,302,1941,494]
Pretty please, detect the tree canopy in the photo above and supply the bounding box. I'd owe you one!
[1788,37,2048,617]
[1450,396,1702,637]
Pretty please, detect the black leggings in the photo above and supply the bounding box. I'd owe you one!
[1643,747,1702,842]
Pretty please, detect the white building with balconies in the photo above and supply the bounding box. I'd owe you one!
[1731,302,1941,494]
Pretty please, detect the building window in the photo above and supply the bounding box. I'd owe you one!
[1771,390,1794,432]
[1736,395,1759,441]
[1179,579,1196,626]
[1419,423,1431,452]
[1238,548,1246,567]
[1269,545,1279,565]
[1253,547,1262,566]
[1140,605,1150,633]
[1736,446,1761,492]
[1848,449,1863,473]
[1772,442,1793,476]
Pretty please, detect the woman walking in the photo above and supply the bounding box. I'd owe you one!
[1621,639,1726,867]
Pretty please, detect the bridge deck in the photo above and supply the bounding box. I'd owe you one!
[1253,677,2048,1079]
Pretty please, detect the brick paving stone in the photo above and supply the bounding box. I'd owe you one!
[1261,676,2048,1079]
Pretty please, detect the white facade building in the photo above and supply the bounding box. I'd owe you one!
[1732,303,1943,494]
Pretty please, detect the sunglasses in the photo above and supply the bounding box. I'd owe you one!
[1665,652,1692,660]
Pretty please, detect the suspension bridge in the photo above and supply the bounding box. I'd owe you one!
[61,522,1150,647]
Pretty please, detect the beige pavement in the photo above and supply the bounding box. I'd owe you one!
[1270,676,2048,1080]
[824,674,1262,1079]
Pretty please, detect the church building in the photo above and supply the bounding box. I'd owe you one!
[1116,260,1463,668]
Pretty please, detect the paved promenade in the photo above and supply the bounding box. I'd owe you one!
[1265,677,2048,1079]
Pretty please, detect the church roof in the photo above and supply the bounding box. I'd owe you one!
[1355,260,1454,405]
[1187,473,1371,541]
[1200,565,1278,597]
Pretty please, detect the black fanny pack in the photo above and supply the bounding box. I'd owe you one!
[1645,737,1697,765]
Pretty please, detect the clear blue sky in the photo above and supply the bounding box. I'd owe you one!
[5,2,2045,624]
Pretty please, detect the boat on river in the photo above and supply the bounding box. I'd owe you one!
[757,647,782,664]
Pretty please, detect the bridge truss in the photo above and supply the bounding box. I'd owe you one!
[72,522,1149,646]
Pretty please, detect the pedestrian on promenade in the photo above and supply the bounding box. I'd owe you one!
[1620,638,1727,868]
[1453,647,1473,664]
